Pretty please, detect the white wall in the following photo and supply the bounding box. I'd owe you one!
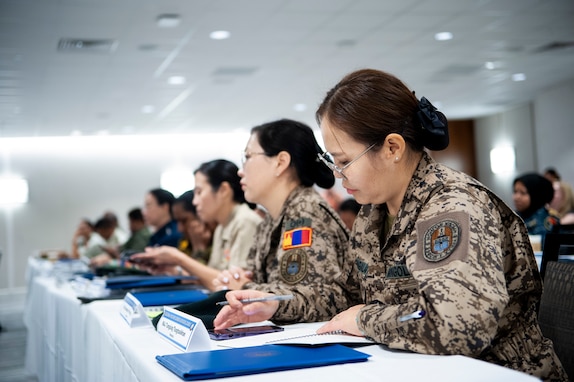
[533,78,574,184]
[474,103,536,204]
[474,78,574,207]
[0,132,249,290]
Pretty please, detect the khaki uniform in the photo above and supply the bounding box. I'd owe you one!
[208,203,262,270]
[244,186,350,324]
[341,152,566,381]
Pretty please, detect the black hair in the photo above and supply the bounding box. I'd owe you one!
[544,168,561,181]
[148,188,176,217]
[513,173,554,218]
[316,68,449,154]
[338,198,361,214]
[251,118,335,189]
[128,207,144,222]
[194,159,246,204]
[94,216,114,230]
[174,190,197,215]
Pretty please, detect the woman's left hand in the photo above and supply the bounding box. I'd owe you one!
[213,266,253,291]
[316,304,365,336]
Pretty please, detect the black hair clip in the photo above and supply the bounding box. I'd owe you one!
[416,97,449,151]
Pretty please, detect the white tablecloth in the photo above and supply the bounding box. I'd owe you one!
[24,275,540,382]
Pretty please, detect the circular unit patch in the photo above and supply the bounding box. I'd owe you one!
[423,219,460,262]
[280,248,308,284]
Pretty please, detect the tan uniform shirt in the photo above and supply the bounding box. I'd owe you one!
[243,186,350,324]
[207,203,262,270]
[343,152,566,381]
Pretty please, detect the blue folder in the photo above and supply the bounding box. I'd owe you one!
[131,289,209,307]
[105,275,195,290]
[155,344,370,380]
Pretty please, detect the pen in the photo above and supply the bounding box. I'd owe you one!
[399,309,426,322]
[216,294,294,306]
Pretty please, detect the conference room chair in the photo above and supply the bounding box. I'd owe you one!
[537,261,574,381]
[539,230,574,281]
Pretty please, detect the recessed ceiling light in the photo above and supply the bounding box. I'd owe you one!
[157,14,181,28]
[210,30,231,40]
[141,105,155,114]
[512,73,526,82]
[434,32,453,41]
[168,76,186,85]
[294,103,307,112]
[485,61,496,70]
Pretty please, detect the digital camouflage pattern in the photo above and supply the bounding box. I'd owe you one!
[243,186,351,324]
[341,152,567,381]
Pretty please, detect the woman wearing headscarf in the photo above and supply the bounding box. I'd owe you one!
[513,172,560,239]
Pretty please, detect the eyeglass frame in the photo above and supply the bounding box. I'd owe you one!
[317,142,377,179]
[241,150,268,166]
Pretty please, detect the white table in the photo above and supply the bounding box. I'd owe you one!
[24,275,540,382]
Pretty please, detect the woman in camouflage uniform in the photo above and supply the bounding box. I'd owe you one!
[214,118,351,324]
[215,69,567,381]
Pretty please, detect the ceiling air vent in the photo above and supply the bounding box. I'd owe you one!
[57,38,118,53]
[533,41,574,54]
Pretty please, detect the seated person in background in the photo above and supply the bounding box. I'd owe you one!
[90,208,151,265]
[172,190,214,264]
[513,173,560,239]
[543,167,574,218]
[103,210,129,247]
[214,68,567,381]
[131,160,262,289]
[120,207,151,253]
[83,216,118,266]
[70,218,94,259]
[143,188,182,248]
[213,119,350,326]
[337,197,361,230]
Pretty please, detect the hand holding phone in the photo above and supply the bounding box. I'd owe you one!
[208,325,284,340]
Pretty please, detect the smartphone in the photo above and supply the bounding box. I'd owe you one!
[208,325,284,340]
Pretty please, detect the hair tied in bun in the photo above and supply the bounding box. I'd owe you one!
[416,96,449,151]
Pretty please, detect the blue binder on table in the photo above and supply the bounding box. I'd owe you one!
[155,344,370,380]
[105,275,195,290]
[131,289,209,307]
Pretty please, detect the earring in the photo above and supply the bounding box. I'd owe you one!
[395,156,399,162]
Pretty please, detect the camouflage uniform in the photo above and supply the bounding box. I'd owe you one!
[243,186,351,324]
[341,152,566,381]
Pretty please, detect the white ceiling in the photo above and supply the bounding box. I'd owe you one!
[1,0,573,137]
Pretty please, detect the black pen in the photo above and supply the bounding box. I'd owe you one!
[216,294,294,306]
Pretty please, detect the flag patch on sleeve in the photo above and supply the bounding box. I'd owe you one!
[282,227,313,250]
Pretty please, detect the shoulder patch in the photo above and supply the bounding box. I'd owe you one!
[414,211,470,272]
[282,227,312,250]
[423,219,460,262]
[280,249,308,284]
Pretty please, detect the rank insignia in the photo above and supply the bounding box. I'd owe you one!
[282,227,312,250]
[423,219,460,262]
[280,249,308,284]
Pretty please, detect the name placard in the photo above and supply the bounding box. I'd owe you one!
[119,292,152,328]
[157,306,212,352]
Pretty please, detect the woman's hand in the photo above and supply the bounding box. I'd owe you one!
[316,304,365,336]
[129,246,184,266]
[213,266,253,291]
[213,290,279,330]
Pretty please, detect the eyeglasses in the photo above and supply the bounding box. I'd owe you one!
[317,143,376,179]
[241,150,267,165]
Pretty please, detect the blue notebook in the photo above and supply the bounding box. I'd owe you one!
[131,289,209,307]
[105,275,195,289]
[155,344,370,380]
